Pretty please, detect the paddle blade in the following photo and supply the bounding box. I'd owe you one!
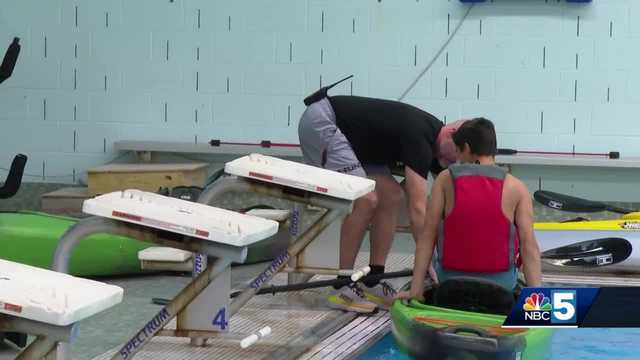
[534,190,606,213]
[541,237,632,268]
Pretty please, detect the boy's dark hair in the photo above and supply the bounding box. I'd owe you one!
[451,117,497,156]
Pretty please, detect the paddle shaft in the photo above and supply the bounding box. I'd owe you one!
[210,140,621,161]
[151,269,413,305]
[151,238,626,308]
[498,148,619,159]
[231,269,412,298]
[209,139,300,148]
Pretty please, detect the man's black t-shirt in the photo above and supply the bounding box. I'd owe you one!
[328,95,444,179]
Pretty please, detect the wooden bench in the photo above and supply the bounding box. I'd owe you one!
[87,162,209,196]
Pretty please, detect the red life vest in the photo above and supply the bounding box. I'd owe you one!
[438,164,519,273]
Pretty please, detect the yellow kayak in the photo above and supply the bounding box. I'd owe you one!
[535,213,640,273]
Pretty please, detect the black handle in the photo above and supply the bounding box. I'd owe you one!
[497,148,517,155]
[303,74,354,106]
[0,154,28,199]
[0,37,21,84]
[442,326,491,337]
[436,325,499,352]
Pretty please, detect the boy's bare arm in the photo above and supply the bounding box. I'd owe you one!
[407,171,447,299]
[403,166,428,242]
[514,180,542,287]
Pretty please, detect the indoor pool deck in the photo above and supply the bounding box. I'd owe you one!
[3,205,640,359]
[0,249,414,360]
[90,253,640,360]
[3,250,640,360]
[89,252,413,360]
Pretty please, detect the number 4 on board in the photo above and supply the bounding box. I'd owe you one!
[212,307,228,330]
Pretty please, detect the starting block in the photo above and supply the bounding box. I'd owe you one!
[49,153,374,358]
[224,153,374,200]
[218,153,376,275]
[0,259,123,359]
[82,189,277,247]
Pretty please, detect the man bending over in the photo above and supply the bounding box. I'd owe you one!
[298,94,464,312]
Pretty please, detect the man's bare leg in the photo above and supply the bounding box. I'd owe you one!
[328,191,379,314]
[353,175,404,308]
[339,192,378,269]
[369,175,404,267]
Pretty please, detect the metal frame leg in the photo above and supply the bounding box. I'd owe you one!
[110,257,232,360]
[16,336,57,360]
[0,315,73,360]
[198,176,353,290]
[230,208,345,316]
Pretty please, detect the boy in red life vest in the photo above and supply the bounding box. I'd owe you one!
[396,118,542,301]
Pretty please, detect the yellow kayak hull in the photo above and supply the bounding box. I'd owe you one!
[535,215,640,273]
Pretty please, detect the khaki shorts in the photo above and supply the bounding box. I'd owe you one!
[298,98,393,178]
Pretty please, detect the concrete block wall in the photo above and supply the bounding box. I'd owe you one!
[0,0,638,189]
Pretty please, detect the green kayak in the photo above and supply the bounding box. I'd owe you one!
[0,211,154,277]
[391,279,553,359]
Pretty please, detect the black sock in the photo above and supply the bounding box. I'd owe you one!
[362,265,384,288]
[333,275,350,290]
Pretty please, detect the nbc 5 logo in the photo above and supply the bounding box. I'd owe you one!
[550,290,576,324]
[523,290,576,324]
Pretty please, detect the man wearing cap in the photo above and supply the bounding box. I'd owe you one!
[298,94,465,312]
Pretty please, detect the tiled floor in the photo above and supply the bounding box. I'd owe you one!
[90,252,413,360]
[0,249,414,360]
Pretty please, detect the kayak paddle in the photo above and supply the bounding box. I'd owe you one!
[151,268,413,305]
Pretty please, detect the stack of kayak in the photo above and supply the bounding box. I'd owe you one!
[534,190,640,274]
[536,216,640,273]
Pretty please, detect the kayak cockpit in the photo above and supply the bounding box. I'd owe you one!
[422,277,517,316]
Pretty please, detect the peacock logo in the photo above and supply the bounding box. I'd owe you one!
[522,293,553,321]
[523,293,552,311]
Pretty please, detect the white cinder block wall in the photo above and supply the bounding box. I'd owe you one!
[0,0,638,201]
